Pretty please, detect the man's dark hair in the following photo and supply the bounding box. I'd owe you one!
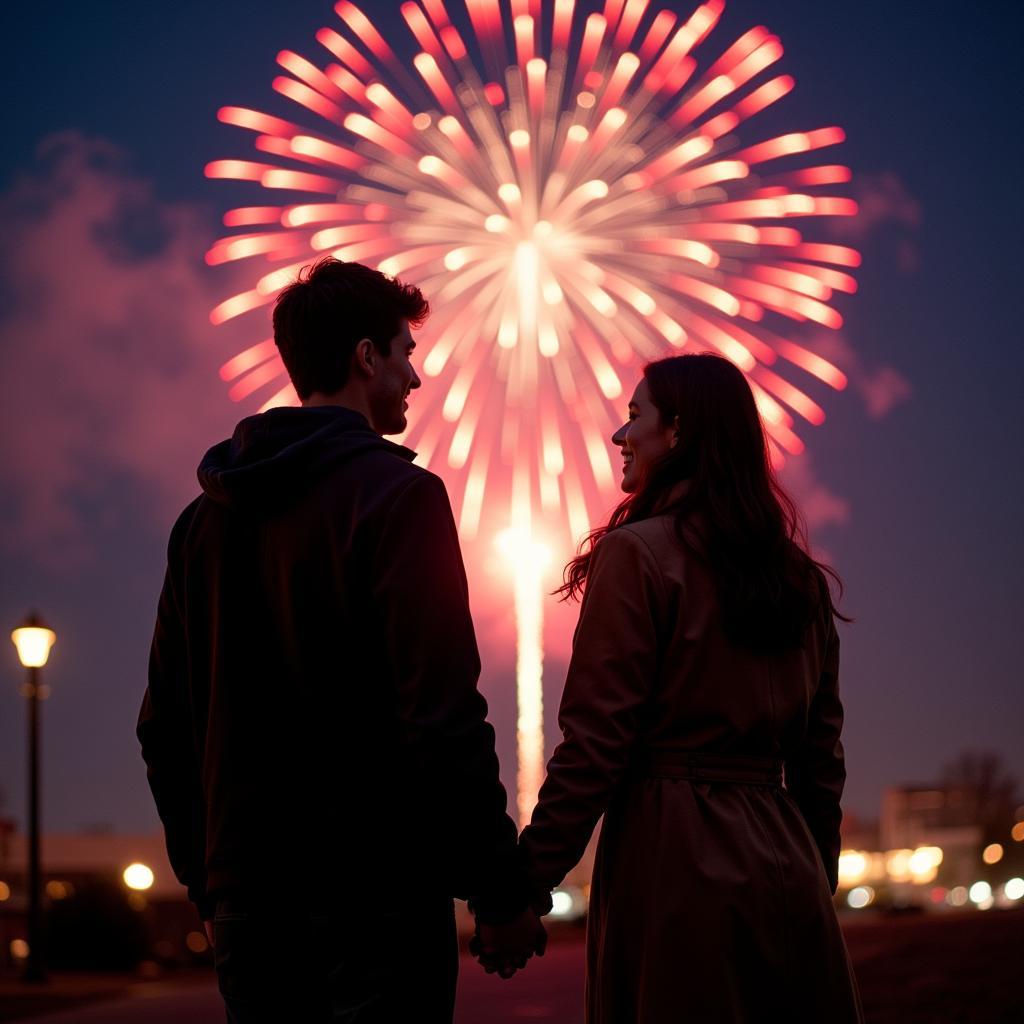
[272,257,429,400]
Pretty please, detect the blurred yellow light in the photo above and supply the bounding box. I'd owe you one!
[885,849,914,883]
[0,881,10,901]
[411,113,431,131]
[908,846,943,883]
[1004,878,1024,901]
[982,843,1003,864]
[186,931,209,954]
[846,886,874,909]
[11,623,56,668]
[1011,822,1024,842]
[969,880,991,904]
[948,886,969,907]
[549,890,575,918]
[123,863,154,891]
[837,850,868,887]
[45,880,71,900]
[10,939,29,960]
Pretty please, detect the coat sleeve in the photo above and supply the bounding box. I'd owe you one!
[371,472,526,922]
[785,619,846,893]
[519,527,662,898]
[137,510,213,919]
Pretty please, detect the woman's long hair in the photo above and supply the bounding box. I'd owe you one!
[559,354,848,652]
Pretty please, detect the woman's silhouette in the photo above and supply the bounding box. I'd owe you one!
[520,354,862,1023]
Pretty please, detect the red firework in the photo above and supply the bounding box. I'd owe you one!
[206,0,859,544]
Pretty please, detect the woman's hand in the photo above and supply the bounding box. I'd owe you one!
[469,908,547,979]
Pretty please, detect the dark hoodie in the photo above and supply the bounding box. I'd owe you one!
[138,406,525,921]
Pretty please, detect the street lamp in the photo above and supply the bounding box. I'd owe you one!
[11,612,56,984]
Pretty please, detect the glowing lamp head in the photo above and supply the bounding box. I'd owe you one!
[11,613,56,669]
[123,863,155,891]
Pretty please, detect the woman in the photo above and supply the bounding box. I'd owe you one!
[519,354,862,1023]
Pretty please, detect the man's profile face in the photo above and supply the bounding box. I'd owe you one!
[369,319,421,435]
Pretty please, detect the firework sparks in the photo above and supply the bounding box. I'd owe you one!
[206,0,859,823]
[207,0,858,540]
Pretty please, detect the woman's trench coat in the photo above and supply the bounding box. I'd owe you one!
[520,514,863,1023]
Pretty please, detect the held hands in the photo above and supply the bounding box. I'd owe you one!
[469,907,547,979]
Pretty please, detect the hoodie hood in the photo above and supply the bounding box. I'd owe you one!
[198,405,415,511]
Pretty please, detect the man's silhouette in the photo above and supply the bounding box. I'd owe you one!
[138,257,543,1023]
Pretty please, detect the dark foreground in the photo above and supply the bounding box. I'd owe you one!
[1,909,1021,1023]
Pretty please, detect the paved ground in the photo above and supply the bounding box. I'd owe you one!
[3,909,1022,1023]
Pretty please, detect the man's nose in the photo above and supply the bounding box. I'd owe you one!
[411,369,422,389]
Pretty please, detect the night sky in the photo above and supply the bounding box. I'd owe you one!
[1,0,1021,838]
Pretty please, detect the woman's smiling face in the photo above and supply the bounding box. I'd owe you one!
[611,378,677,493]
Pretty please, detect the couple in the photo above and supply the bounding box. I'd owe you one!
[138,257,862,1023]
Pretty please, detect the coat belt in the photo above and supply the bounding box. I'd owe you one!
[635,750,784,786]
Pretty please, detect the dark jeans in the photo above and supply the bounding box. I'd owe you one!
[213,892,458,1023]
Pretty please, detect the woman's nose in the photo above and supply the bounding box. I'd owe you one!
[611,423,628,446]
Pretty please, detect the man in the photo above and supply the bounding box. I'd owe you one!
[138,257,545,1023]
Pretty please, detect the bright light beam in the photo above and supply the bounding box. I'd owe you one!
[497,527,550,827]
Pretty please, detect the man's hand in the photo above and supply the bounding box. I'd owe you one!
[470,908,547,979]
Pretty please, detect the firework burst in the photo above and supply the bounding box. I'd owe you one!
[207,0,860,824]
[207,0,859,547]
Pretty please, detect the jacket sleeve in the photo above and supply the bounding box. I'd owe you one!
[137,513,213,919]
[519,528,661,898]
[785,619,846,893]
[371,472,526,922]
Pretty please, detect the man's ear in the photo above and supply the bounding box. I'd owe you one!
[353,338,376,377]
[670,414,680,448]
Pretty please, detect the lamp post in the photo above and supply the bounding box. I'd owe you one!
[11,612,56,984]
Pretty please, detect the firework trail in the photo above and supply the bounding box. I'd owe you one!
[206,0,859,823]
